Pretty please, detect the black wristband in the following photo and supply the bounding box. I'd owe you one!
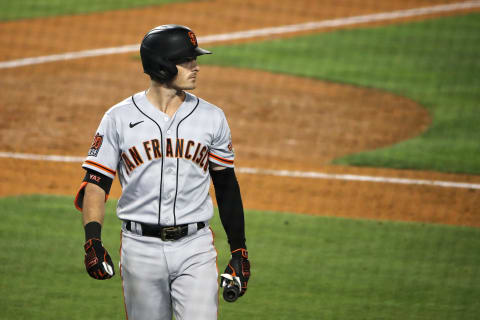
[84,221,102,241]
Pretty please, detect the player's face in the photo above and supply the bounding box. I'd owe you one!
[170,57,200,90]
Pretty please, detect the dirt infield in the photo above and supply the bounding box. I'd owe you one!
[0,0,479,227]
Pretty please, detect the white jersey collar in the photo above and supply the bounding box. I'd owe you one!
[132,91,198,124]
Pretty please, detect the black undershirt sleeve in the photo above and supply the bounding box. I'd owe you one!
[210,167,246,251]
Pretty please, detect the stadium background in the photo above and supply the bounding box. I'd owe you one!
[0,0,479,319]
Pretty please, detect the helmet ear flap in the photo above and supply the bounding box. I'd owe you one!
[150,56,178,82]
[140,46,178,82]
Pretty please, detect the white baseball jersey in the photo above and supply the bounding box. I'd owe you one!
[82,91,234,226]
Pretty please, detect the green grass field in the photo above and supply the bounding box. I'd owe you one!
[203,13,480,175]
[1,195,479,320]
[0,0,189,21]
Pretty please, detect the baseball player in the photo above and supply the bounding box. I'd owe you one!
[74,25,250,320]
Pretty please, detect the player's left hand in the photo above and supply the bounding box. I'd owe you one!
[84,238,115,280]
[222,248,250,296]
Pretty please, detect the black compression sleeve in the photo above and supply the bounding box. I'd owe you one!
[83,169,113,195]
[210,167,246,251]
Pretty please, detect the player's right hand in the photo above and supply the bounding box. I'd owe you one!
[84,238,115,280]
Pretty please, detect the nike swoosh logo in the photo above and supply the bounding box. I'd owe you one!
[129,120,144,128]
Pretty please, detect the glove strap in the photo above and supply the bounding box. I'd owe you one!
[232,248,248,259]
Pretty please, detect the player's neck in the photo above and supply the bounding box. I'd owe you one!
[146,85,185,117]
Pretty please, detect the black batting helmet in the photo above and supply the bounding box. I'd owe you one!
[140,24,211,82]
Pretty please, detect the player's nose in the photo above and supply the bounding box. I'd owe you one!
[192,60,200,71]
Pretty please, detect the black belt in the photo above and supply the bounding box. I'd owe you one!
[125,221,205,241]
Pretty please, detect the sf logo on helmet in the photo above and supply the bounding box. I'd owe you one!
[188,31,197,46]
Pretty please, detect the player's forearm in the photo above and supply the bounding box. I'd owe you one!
[82,183,106,236]
[210,167,246,251]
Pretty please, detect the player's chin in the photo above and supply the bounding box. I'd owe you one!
[184,79,197,90]
[172,81,196,91]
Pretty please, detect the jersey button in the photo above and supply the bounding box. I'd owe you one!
[167,130,171,135]
[164,116,169,122]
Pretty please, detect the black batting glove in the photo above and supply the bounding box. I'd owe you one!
[222,248,250,296]
[84,238,115,280]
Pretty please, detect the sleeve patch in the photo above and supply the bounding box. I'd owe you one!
[88,133,104,157]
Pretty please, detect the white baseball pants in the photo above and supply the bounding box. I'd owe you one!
[120,225,218,320]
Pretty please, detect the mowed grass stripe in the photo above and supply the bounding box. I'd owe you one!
[0,0,190,21]
[202,13,480,175]
[3,2,480,68]
[0,195,479,319]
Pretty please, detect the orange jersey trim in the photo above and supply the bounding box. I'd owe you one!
[74,182,88,212]
[208,152,234,165]
[84,160,116,176]
[74,182,110,212]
